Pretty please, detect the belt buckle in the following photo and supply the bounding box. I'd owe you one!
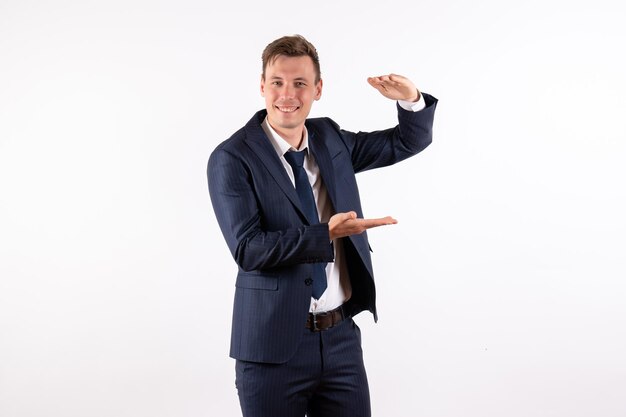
[311,311,332,332]
[311,313,321,332]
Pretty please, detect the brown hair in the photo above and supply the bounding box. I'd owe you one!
[261,35,321,83]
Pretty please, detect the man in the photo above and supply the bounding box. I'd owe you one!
[207,35,437,417]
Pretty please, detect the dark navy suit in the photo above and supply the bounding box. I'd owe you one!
[208,94,437,415]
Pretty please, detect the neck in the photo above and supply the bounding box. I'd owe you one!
[268,122,305,149]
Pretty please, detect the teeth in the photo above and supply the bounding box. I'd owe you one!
[277,106,298,113]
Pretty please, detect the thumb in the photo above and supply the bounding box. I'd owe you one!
[335,211,357,222]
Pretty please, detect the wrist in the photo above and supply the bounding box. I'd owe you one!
[407,88,420,102]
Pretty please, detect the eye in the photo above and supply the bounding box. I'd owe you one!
[271,81,282,86]
[295,82,307,87]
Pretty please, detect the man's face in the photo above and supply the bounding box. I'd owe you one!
[261,55,322,135]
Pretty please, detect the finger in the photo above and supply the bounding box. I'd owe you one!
[372,79,403,94]
[335,211,357,222]
[370,78,400,93]
[367,77,386,88]
[368,75,391,85]
[388,74,407,82]
[376,76,393,87]
[373,74,410,89]
[358,216,398,229]
[367,80,389,94]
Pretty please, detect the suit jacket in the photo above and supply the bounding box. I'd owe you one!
[208,94,437,363]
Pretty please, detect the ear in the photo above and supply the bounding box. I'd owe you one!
[314,78,323,101]
[260,74,265,97]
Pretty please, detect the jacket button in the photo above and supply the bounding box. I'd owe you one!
[304,278,313,286]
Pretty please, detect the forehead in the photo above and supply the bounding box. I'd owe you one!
[265,55,316,79]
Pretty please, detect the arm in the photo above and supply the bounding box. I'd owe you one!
[208,147,334,272]
[339,74,437,173]
[325,75,437,235]
[367,73,421,102]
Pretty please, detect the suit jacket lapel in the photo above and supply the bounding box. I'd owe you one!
[243,111,310,223]
[308,124,338,210]
[309,122,372,276]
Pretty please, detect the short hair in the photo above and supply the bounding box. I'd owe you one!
[261,35,321,83]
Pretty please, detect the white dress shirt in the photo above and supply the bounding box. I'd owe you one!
[261,94,426,313]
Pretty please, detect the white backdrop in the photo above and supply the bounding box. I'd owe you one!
[1,0,625,416]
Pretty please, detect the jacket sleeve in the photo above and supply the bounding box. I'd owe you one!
[334,93,438,173]
[207,147,334,272]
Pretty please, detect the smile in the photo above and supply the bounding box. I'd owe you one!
[276,106,299,113]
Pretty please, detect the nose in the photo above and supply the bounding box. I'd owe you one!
[279,83,295,99]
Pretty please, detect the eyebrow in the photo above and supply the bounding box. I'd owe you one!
[269,76,309,81]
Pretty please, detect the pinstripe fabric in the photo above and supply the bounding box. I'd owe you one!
[284,150,328,299]
[209,94,437,416]
[235,318,370,417]
[207,94,437,364]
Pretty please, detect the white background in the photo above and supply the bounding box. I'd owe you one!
[1,0,625,416]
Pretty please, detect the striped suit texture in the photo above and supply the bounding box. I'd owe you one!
[207,94,438,415]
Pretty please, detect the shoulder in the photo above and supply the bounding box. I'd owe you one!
[213,125,246,154]
[306,117,344,141]
[307,116,339,130]
[210,109,266,157]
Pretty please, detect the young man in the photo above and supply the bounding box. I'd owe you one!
[208,34,437,417]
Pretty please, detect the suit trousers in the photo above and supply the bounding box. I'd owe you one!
[235,317,371,417]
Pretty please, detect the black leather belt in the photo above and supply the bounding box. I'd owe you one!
[305,303,350,332]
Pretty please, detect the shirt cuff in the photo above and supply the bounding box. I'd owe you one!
[398,90,426,112]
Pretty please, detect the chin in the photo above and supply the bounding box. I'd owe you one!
[277,121,302,130]
[272,114,301,125]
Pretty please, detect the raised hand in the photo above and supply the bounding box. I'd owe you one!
[328,211,397,240]
[367,74,420,102]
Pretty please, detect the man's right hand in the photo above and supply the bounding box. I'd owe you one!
[328,211,398,240]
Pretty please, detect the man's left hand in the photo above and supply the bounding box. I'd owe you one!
[367,74,420,102]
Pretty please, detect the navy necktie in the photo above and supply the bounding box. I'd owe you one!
[284,150,327,299]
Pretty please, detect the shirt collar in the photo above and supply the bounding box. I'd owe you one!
[261,116,309,158]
